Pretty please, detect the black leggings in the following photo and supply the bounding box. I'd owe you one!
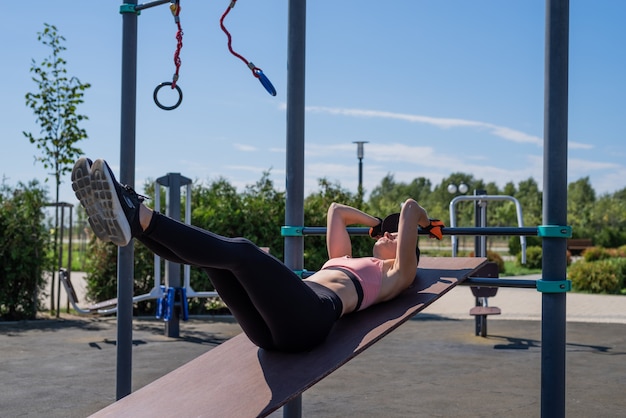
[138,212,342,352]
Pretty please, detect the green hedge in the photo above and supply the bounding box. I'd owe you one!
[0,181,50,320]
[569,257,626,294]
[517,245,543,270]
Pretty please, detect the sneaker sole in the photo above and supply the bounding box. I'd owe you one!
[72,158,132,246]
[71,158,110,243]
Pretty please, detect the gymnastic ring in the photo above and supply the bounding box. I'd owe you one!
[153,82,183,110]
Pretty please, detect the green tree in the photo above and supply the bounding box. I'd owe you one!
[514,178,542,227]
[24,23,91,201]
[23,23,91,311]
[369,174,432,215]
[567,177,596,238]
[589,192,626,248]
[434,173,484,227]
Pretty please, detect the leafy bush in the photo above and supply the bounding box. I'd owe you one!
[508,235,542,256]
[569,258,626,294]
[469,250,505,274]
[517,245,542,269]
[84,237,162,315]
[593,228,626,249]
[582,246,613,262]
[0,181,50,320]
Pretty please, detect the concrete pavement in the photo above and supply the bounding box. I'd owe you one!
[2,276,625,417]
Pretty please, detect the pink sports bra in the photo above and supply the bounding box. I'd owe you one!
[321,256,384,311]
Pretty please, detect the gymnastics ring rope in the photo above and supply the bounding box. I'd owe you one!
[220,0,277,96]
[153,0,276,111]
[154,0,184,110]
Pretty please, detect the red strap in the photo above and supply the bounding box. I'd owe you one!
[220,0,260,78]
[171,1,183,88]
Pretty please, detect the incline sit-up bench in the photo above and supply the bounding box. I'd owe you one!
[91,256,486,418]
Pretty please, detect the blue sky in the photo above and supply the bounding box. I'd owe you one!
[2,1,625,207]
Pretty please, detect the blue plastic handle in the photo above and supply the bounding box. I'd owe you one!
[255,69,277,96]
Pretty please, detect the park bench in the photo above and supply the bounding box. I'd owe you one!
[566,238,593,254]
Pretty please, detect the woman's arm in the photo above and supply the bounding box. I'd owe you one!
[393,199,430,287]
[326,202,380,259]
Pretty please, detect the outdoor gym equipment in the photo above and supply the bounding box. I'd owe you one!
[111,1,571,417]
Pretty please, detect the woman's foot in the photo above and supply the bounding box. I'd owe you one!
[71,157,145,246]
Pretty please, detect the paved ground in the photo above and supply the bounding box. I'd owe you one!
[2,276,626,417]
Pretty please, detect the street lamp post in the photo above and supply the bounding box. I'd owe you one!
[448,182,469,254]
[353,141,368,196]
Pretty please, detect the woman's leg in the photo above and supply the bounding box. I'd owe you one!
[140,212,338,351]
[138,233,278,348]
[71,157,336,351]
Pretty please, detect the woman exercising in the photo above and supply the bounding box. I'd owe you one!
[71,157,443,352]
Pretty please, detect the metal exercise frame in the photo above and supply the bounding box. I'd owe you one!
[281,2,570,417]
[45,202,74,317]
[115,1,570,417]
[449,194,527,263]
[153,173,219,337]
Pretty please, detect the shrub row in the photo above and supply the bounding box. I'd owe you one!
[569,247,626,294]
[0,181,50,320]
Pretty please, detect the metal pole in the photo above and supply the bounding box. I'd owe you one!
[165,174,181,337]
[353,141,368,197]
[56,206,65,318]
[283,1,306,417]
[156,173,192,338]
[67,205,73,312]
[358,157,363,192]
[117,0,138,400]
[473,190,487,257]
[541,1,568,416]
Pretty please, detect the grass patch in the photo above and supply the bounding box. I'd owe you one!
[503,260,541,276]
[48,242,89,272]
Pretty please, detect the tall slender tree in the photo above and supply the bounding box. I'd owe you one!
[23,23,90,312]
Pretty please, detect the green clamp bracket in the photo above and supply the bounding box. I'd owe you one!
[119,4,141,15]
[536,279,572,293]
[292,269,308,278]
[537,225,572,238]
[281,226,304,237]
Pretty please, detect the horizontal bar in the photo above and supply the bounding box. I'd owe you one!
[298,226,539,237]
[135,0,170,11]
[461,277,538,289]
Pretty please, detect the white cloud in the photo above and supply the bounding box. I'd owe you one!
[569,141,593,150]
[568,158,620,172]
[305,105,543,146]
[233,143,257,152]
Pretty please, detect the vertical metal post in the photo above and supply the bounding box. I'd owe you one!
[56,206,65,318]
[353,141,368,197]
[67,205,73,312]
[358,158,363,191]
[473,190,487,257]
[283,1,306,417]
[117,0,138,400]
[541,1,568,417]
[472,190,486,334]
[156,173,192,337]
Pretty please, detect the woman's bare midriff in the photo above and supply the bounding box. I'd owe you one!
[304,269,359,316]
[304,259,402,316]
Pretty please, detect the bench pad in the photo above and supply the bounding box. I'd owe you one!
[91,256,487,418]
